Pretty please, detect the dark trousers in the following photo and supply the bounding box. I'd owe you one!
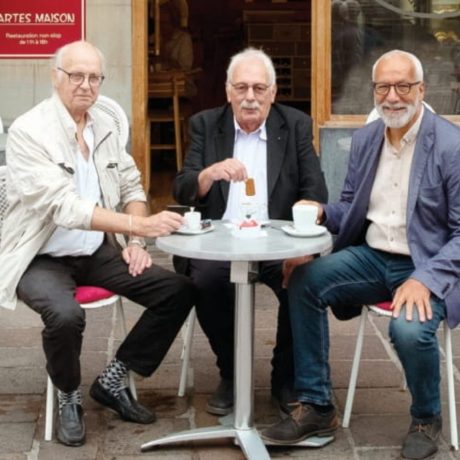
[188,258,294,392]
[17,243,196,393]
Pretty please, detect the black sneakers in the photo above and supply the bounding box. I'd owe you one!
[401,416,442,460]
[261,402,338,445]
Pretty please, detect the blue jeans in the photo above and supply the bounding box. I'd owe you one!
[288,244,446,420]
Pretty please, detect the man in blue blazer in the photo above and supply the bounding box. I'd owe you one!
[262,49,460,460]
[173,48,327,416]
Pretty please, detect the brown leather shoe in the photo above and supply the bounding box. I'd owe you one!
[261,402,338,445]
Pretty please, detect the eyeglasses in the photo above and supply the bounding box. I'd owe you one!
[230,82,271,96]
[57,67,105,87]
[372,81,421,96]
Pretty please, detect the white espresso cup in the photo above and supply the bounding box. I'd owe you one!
[292,204,318,231]
[184,211,201,231]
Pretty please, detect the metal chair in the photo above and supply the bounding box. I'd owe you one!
[177,308,196,396]
[343,301,458,450]
[44,286,137,441]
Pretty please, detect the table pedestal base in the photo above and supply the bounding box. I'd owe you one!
[141,426,270,458]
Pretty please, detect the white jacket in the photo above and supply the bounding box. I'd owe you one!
[0,93,146,310]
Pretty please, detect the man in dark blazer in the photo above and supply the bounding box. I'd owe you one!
[173,48,328,415]
[262,50,460,460]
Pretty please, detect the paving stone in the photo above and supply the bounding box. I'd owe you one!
[0,394,41,423]
[0,422,35,453]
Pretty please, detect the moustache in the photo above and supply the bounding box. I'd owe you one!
[240,101,260,110]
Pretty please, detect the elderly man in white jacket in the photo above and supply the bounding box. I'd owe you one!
[0,40,196,447]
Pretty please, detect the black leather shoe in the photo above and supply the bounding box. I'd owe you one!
[206,379,234,415]
[261,402,338,445]
[56,403,85,447]
[89,379,156,424]
[401,416,442,459]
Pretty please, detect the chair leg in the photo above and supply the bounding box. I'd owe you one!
[178,307,196,397]
[444,321,458,450]
[343,307,367,428]
[116,299,138,400]
[45,375,54,441]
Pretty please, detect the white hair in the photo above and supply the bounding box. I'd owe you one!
[226,47,277,86]
[372,49,423,81]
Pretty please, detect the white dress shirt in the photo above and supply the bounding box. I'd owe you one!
[39,119,104,256]
[365,107,424,254]
[222,119,269,222]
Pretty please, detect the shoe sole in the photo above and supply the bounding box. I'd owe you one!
[56,432,86,447]
[400,449,438,460]
[261,427,337,445]
[205,403,233,416]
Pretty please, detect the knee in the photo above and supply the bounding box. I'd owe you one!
[44,303,85,335]
[288,258,324,297]
[190,265,228,292]
[389,316,429,351]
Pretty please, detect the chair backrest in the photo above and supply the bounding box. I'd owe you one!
[93,95,130,148]
[0,166,8,242]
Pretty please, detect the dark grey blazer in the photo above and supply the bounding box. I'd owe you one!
[173,103,328,220]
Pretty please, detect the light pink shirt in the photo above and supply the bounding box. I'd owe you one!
[365,107,424,255]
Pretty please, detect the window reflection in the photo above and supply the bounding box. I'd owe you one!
[331,0,460,115]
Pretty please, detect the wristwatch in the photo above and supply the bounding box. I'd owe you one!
[128,237,147,249]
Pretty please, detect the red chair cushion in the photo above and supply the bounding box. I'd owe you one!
[75,286,115,304]
[374,301,392,311]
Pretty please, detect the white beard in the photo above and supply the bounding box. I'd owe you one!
[375,99,419,129]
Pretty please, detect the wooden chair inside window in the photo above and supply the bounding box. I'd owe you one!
[148,71,188,171]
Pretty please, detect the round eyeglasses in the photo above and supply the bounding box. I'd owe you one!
[372,81,421,96]
[57,67,105,87]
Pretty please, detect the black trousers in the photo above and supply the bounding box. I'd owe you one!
[188,258,294,393]
[17,243,196,393]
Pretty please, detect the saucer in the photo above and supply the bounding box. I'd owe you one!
[176,225,215,235]
[281,224,327,237]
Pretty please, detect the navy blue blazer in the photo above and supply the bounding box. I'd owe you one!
[324,109,460,328]
[173,103,328,221]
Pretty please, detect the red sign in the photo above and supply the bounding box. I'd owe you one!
[0,0,85,58]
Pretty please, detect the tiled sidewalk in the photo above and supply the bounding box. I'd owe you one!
[0,245,459,459]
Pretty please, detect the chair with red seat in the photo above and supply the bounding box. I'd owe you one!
[343,301,458,450]
[44,285,137,441]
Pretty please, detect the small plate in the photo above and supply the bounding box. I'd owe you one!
[281,224,327,237]
[175,225,215,235]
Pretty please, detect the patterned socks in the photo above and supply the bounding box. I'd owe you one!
[57,388,82,413]
[97,358,128,397]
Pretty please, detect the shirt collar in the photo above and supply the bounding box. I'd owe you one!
[233,117,267,141]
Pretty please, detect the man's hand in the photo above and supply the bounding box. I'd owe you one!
[282,255,314,288]
[392,278,432,322]
[140,211,185,238]
[122,244,152,277]
[294,200,324,224]
[205,158,248,183]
